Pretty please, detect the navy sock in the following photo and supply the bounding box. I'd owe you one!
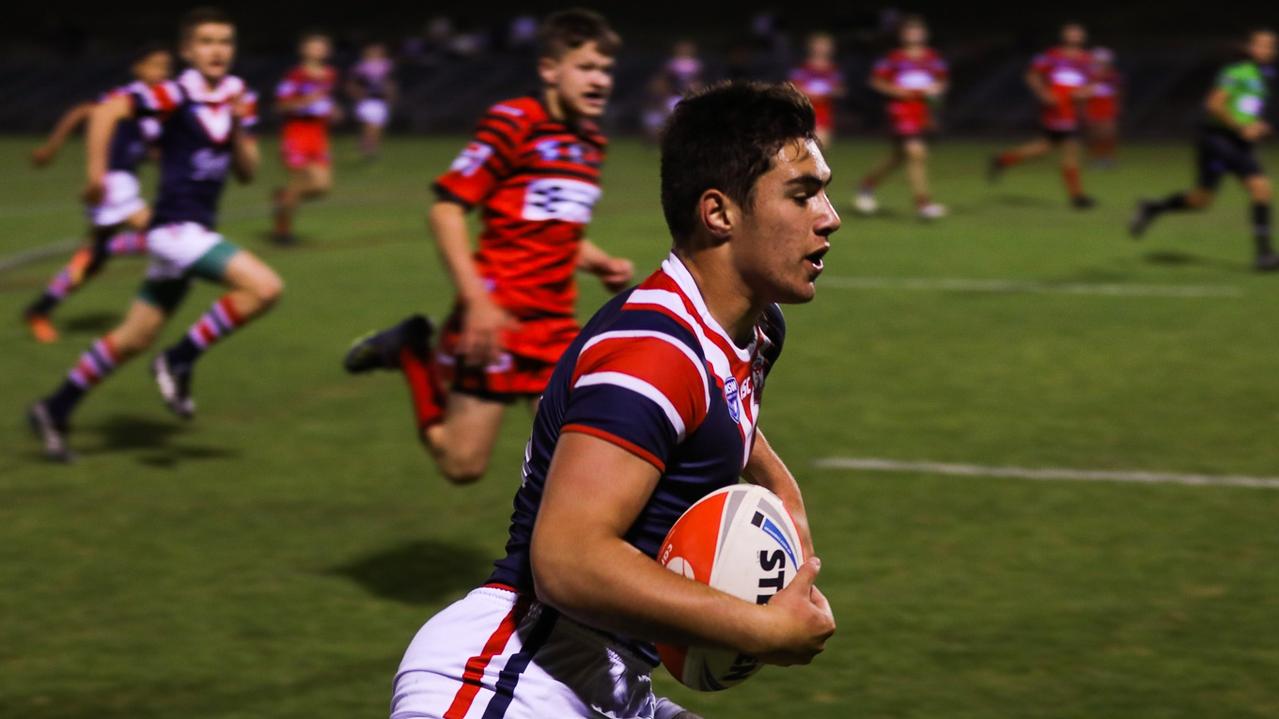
[45,380,86,424]
[1152,192,1190,213]
[1253,203,1273,255]
[164,335,203,372]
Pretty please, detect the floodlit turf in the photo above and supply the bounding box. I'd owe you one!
[2,135,1278,718]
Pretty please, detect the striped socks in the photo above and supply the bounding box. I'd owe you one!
[164,295,245,371]
[45,336,120,421]
[106,230,147,255]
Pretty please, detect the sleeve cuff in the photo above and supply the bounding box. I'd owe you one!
[561,424,666,473]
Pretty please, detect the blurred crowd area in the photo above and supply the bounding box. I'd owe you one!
[1,5,1261,137]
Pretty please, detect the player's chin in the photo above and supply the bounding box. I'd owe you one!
[572,94,608,117]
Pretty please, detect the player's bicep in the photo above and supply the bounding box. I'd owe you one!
[1205,87,1230,115]
[538,431,662,543]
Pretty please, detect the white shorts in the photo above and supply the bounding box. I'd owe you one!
[89,170,146,227]
[392,586,660,719]
[357,98,390,127]
[145,222,226,281]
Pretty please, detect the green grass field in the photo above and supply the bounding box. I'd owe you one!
[2,135,1278,718]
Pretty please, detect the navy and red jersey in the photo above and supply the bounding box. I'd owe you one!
[789,61,844,127]
[488,253,786,664]
[129,69,259,229]
[275,65,338,122]
[102,82,160,174]
[1030,47,1094,130]
[351,57,394,99]
[433,96,607,320]
[872,48,948,135]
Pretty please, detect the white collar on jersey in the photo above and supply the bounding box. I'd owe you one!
[177,68,244,104]
[661,253,755,361]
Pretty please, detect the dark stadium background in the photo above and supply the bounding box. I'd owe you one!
[2,2,1268,136]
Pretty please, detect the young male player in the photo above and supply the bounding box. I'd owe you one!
[344,10,633,485]
[28,8,284,462]
[854,15,948,219]
[347,41,397,161]
[271,31,338,244]
[989,21,1097,209]
[1085,47,1121,167]
[1130,28,1279,271]
[389,80,837,719]
[789,32,845,148]
[22,45,172,343]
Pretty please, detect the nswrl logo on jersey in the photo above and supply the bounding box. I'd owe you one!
[723,376,740,422]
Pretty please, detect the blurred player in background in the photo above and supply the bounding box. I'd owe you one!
[989,22,1096,209]
[854,15,949,220]
[271,31,338,245]
[790,32,845,148]
[343,10,634,485]
[664,39,704,114]
[1085,47,1122,167]
[389,79,834,719]
[1130,28,1279,271]
[28,8,284,462]
[22,45,172,343]
[347,41,397,161]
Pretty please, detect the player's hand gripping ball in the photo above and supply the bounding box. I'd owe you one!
[656,484,805,691]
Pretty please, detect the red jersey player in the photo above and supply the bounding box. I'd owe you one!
[989,22,1097,209]
[271,31,338,244]
[1085,46,1122,166]
[854,15,949,220]
[789,32,845,147]
[343,10,634,486]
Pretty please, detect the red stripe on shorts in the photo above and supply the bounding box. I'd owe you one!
[443,595,529,719]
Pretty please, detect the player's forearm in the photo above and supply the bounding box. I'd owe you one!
[232,135,259,182]
[85,98,128,182]
[577,238,612,272]
[428,201,490,304]
[1206,91,1241,131]
[531,530,775,656]
[45,103,93,152]
[868,78,900,98]
[743,430,814,558]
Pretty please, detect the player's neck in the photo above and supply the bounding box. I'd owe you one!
[302,60,326,73]
[542,87,575,125]
[674,247,765,348]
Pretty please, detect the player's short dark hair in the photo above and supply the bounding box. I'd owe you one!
[129,42,170,65]
[180,7,234,43]
[538,9,621,59]
[299,28,331,45]
[660,81,816,244]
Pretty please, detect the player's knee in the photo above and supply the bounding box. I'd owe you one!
[255,273,285,308]
[437,449,489,485]
[1249,178,1272,203]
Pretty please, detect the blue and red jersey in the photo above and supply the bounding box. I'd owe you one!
[128,68,259,229]
[488,253,786,664]
[101,82,160,174]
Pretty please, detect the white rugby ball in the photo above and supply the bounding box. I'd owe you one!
[655,483,805,691]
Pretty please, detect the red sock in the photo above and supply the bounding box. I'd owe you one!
[399,346,446,431]
[915,194,931,208]
[859,177,877,191]
[1062,166,1083,197]
[997,151,1021,168]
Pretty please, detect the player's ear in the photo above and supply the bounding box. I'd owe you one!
[697,189,735,243]
[537,56,561,86]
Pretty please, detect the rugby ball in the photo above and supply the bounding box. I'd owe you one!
[656,483,805,691]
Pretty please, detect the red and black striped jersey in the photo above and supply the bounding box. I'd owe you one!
[433,95,607,320]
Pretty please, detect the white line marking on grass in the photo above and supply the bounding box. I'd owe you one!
[814,457,1279,490]
[821,276,1243,299]
[0,239,80,273]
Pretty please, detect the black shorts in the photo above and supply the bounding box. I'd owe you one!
[1196,126,1263,191]
[1041,127,1080,144]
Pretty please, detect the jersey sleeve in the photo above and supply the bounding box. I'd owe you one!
[275,75,299,100]
[432,103,529,207]
[128,80,183,119]
[561,332,711,473]
[1030,53,1051,77]
[871,56,894,82]
[237,89,260,132]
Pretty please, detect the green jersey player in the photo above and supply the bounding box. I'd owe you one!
[1131,28,1279,271]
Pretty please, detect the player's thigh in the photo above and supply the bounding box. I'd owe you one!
[1243,173,1272,202]
[306,163,333,191]
[441,391,508,456]
[110,298,169,353]
[902,137,928,161]
[221,250,284,302]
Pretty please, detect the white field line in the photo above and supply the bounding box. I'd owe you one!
[814,457,1279,490]
[820,276,1242,299]
[0,239,80,273]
